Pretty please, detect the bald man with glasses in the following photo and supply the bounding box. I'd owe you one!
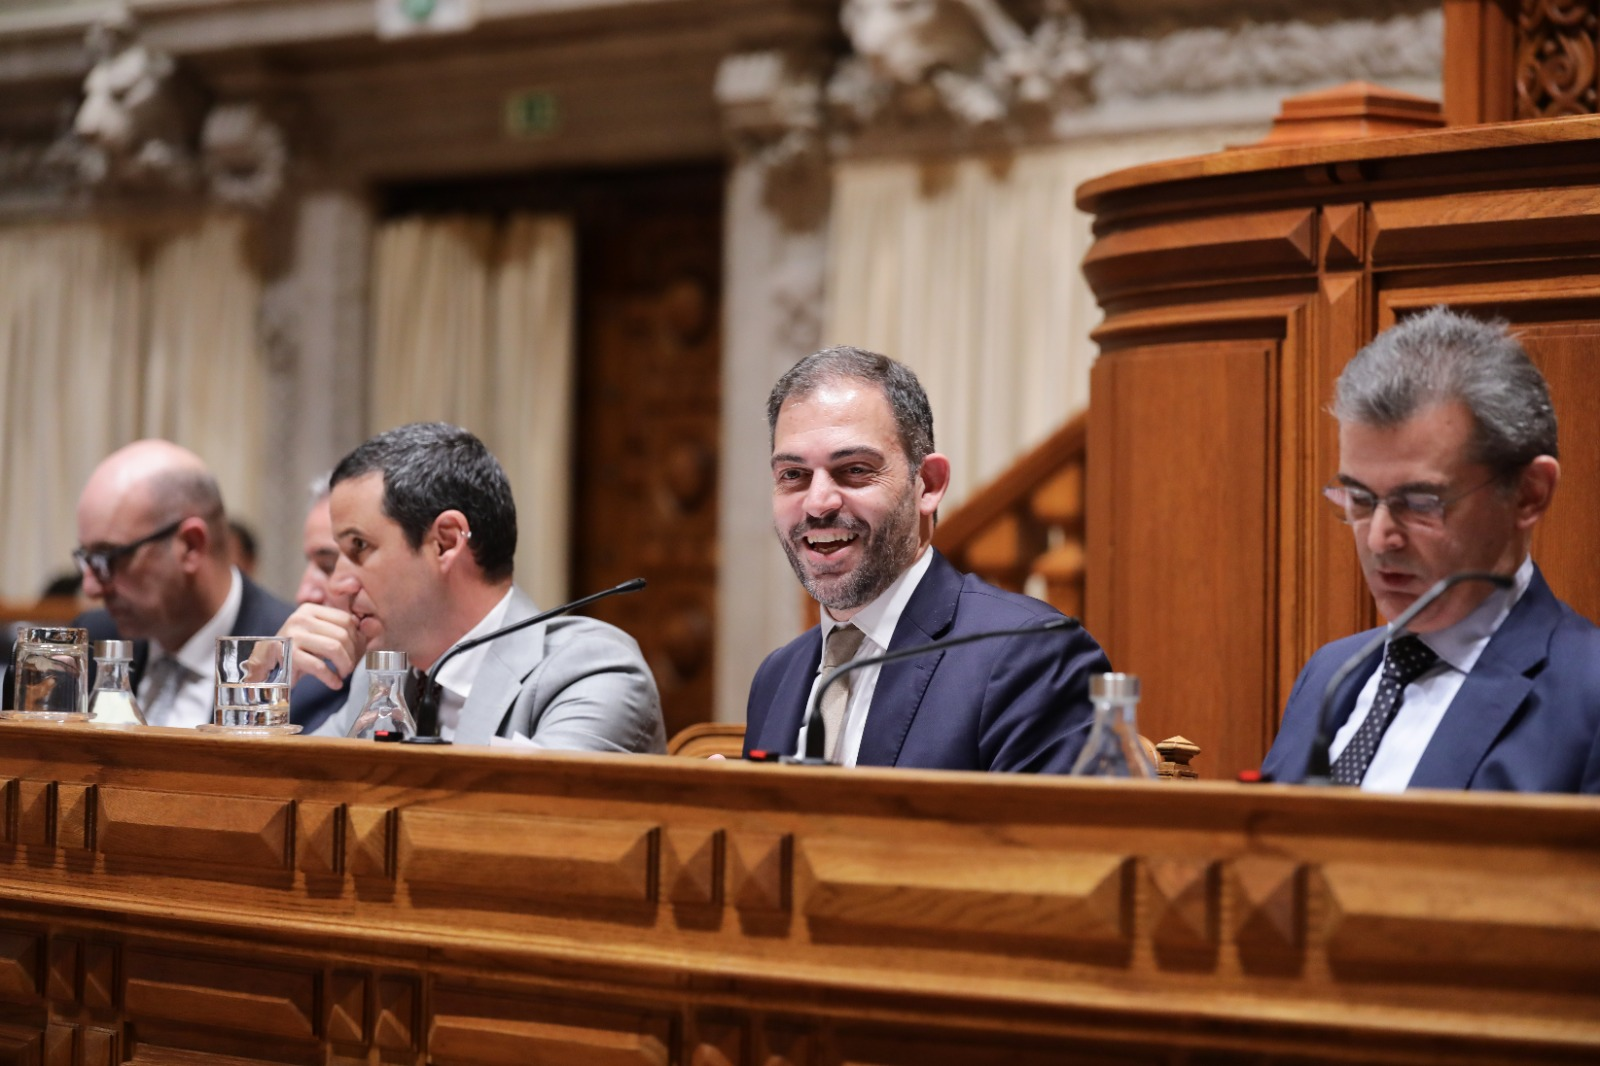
[65,439,293,728]
[1262,307,1600,793]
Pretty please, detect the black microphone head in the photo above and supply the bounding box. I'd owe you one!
[616,577,647,593]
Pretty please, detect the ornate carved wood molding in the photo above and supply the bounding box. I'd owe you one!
[1515,0,1600,117]
[0,723,1597,1062]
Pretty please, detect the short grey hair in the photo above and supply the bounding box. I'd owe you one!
[767,345,935,468]
[1333,306,1558,472]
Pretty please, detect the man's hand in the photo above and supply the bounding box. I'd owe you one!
[278,603,365,689]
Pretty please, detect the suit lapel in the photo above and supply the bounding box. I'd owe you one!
[1408,574,1555,789]
[856,551,960,766]
[451,588,543,745]
[756,634,823,757]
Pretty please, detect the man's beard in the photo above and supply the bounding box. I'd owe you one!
[780,484,920,613]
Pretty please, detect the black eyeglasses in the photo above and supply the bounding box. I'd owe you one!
[1323,475,1499,530]
[72,518,186,585]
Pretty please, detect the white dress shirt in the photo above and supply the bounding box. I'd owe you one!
[140,567,243,729]
[432,588,515,741]
[795,548,934,766]
[1331,556,1533,792]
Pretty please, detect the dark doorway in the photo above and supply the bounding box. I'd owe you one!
[383,163,724,739]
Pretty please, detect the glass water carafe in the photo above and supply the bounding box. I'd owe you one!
[1070,672,1158,778]
[348,650,418,741]
[88,639,147,725]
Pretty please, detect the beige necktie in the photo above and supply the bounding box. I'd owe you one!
[819,624,866,763]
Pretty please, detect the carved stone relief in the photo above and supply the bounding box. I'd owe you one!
[717,5,1444,171]
[5,11,290,213]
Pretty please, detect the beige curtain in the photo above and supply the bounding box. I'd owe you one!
[825,130,1251,507]
[369,213,575,608]
[141,217,268,532]
[0,216,264,601]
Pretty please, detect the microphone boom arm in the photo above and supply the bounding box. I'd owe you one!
[796,615,1080,764]
[405,577,647,744]
[1303,570,1512,784]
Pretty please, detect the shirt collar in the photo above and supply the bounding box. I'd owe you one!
[433,587,516,701]
[163,567,244,677]
[820,546,935,653]
[1415,555,1533,674]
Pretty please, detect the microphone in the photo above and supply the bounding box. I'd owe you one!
[750,615,1082,765]
[403,577,647,744]
[1302,570,1513,784]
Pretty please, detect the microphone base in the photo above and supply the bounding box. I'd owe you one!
[401,735,454,746]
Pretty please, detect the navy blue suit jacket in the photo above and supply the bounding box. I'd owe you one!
[72,573,294,695]
[744,550,1111,772]
[1262,568,1600,793]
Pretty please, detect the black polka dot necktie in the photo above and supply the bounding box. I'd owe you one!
[1330,634,1438,786]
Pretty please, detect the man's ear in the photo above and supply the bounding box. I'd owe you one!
[175,516,212,573]
[917,453,951,517]
[431,510,474,569]
[1516,455,1560,529]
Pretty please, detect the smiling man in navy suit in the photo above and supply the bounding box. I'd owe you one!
[744,346,1110,771]
[1263,307,1600,793]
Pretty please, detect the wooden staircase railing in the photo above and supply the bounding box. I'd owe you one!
[933,411,1087,618]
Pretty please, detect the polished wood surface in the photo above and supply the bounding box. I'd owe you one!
[571,166,724,740]
[934,413,1087,618]
[0,724,1597,1063]
[1078,114,1600,783]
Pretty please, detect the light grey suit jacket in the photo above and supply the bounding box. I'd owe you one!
[313,587,665,753]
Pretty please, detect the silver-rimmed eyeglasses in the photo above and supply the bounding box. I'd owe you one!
[1322,475,1499,529]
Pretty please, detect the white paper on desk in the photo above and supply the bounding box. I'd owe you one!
[489,733,538,749]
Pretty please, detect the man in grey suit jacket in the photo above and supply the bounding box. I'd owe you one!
[308,422,664,753]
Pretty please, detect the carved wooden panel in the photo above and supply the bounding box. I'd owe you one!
[0,727,1596,1063]
[1369,184,1600,268]
[124,949,317,1041]
[1081,113,1600,784]
[1515,0,1600,117]
[399,810,659,906]
[1088,327,1282,781]
[799,840,1131,950]
[0,931,39,999]
[96,787,291,873]
[573,166,723,740]
[431,986,673,1066]
[1081,208,1316,298]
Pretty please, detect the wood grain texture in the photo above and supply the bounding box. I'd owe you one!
[0,725,1594,1064]
[1081,115,1600,783]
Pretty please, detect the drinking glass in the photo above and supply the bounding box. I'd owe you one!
[203,635,300,735]
[3,626,90,722]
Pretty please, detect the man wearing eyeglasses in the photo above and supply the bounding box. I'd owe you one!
[1262,307,1600,793]
[69,439,294,728]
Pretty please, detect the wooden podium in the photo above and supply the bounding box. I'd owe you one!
[0,724,1596,1064]
[1077,113,1600,784]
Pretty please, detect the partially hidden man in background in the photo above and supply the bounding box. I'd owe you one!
[71,439,293,726]
[1263,306,1600,792]
[744,346,1111,771]
[278,473,362,733]
[311,422,666,752]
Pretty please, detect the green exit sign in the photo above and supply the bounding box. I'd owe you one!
[504,90,560,138]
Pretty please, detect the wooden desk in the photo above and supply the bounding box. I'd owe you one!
[0,723,1596,1064]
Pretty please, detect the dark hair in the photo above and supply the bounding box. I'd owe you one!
[1334,306,1558,473]
[227,520,258,564]
[331,422,517,581]
[766,345,935,467]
